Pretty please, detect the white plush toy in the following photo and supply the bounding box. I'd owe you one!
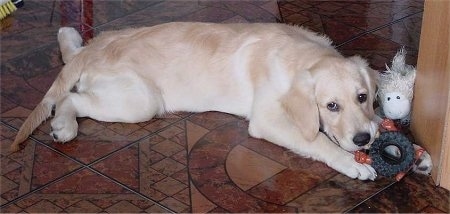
[375,47,433,175]
[376,47,416,125]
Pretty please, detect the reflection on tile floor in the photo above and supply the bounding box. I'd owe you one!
[1,0,449,212]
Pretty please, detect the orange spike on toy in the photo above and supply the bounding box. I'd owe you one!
[395,172,406,181]
[380,118,398,131]
[354,150,372,165]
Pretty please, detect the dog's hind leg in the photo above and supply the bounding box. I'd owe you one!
[50,75,164,143]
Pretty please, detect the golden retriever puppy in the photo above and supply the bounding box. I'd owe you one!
[11,22,378,180]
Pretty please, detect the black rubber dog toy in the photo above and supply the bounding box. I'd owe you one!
[370,131,415,177]
[355,131,415,179]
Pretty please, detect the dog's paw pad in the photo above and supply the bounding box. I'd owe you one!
[50,117,78,143]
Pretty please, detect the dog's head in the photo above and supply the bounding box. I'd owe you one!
[282,55,378,152]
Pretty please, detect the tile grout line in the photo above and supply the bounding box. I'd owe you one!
[1,114,194,211]
[335,11,424,48]
[279,0,424,47]
[343,180,398,213]
[79,113,197,213]
[0,159,85,209]
[0,129,173,211]
[86,166,176,213]
[90,0,166,30]
[2,41,63,72]
[1,113,194,169]
[83,112,196,167]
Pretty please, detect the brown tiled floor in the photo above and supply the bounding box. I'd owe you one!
[1,0,449,213]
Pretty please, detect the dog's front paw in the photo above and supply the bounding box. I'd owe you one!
[331,155,377,180]
[50,116,78,143]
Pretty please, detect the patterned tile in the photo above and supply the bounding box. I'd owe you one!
[190,181,217,213]
[104,200,142,213]
[187,116,396,212]
[30,144,82,189]
[64,200,102,213]
[226,145,287,191]
[1,192,164,213]
[3,113,187,165]
[92,145,140,190]
[24,200,64,213]
[91,120,190,210]
[39,168,126,194]
[1,124,82,206]
[151,158,185,177]
[159,196,190,213]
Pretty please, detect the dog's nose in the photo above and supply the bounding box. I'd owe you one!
[353,132,371,146]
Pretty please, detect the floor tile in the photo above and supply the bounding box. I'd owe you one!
[91,121,191,210]
[1,190,166,213]
[226,145,287,191]
[92,144,140,190]
[1,0,90,62]
[336,33,415,70]
[3,114,188,165]
[281,9,325,33]
[198,1,281,23]
[372,12,423,50]
[288,174,392,212]
[1,124,82,206]
[297,0,423,21]
[187,116,397,212]
[1,49,62,113]
[349,174,450,213]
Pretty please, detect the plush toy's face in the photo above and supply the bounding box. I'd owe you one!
[381,92,410,119]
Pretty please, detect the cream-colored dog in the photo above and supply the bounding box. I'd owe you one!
[11,22,379,180]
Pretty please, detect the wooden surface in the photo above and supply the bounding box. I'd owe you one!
[411,0,450,190]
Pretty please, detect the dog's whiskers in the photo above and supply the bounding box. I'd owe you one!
[320,129,340,147]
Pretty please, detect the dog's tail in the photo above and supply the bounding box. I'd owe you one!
[10,27,83,152]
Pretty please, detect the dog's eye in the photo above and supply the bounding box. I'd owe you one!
[358,93,367,103]
[327,102,340,112]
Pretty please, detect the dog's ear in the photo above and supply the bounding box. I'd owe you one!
[350,56,378,104]
[280,70,320,141]
[350,56,379,118]
[350,56,378,93]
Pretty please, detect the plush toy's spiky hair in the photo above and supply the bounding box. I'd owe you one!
[378,47,417,101]
[387,47,416,76]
